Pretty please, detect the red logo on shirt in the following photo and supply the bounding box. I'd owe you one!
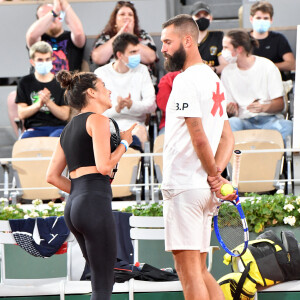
[211,82,225,117]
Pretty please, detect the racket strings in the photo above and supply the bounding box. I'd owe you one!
[217,212,245,251]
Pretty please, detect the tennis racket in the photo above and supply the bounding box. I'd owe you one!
[109,118,121,182]
[213,150,249,257]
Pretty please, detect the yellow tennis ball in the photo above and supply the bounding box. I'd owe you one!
[220,184,234,196]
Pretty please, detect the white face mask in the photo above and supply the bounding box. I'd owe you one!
[221,49,238,64]
[35,61,53,75]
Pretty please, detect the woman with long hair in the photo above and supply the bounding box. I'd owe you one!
[90,1,157,84]
[47,70,136,300]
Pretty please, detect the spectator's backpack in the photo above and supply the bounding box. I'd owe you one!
[218,230,300,299]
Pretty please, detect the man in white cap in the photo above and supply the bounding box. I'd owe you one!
[190,1,227,74]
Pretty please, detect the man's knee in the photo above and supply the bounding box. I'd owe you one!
[229,117,243,131]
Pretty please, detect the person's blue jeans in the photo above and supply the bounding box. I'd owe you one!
[229,115,293,145]
[21,126,65,139]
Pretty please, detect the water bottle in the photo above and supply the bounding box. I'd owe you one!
[161,267,174,273]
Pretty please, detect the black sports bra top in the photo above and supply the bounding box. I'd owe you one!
[60,112,96,172]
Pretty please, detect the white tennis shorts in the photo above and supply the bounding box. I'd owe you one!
[162,188,218,252]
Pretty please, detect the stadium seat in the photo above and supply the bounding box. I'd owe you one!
[153,134,164,202]
[1,137,66,204]
[228,129,288,193]
[111,147,142,202]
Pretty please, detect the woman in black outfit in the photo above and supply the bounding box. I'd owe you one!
[47,70,136,300]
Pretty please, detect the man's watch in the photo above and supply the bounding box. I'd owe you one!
[51,10,59,18]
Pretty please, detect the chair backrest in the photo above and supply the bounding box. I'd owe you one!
[12,137,61,200]
[282,80,293,118]
[231,129,284,193]
[153,134,164,182]
[112,148,141,198]
[129,216,165,264]
[0,220,74,285]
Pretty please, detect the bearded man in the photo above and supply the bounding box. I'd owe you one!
[161,14,235,300]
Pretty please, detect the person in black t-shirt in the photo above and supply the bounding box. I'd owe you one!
[249,1,295,80]
[190,1,228,74]
[26,0,86,72]
[16,41,70,139]
[7,0,85,137]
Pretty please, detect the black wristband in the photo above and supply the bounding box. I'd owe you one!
[51,10,59,18]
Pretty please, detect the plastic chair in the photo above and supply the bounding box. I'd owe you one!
[111,147,142,203]
[0,220,93,299]
[153,134,164,201]
[129,215,219,273]
[228,129,287,193]
[1,137,66,204]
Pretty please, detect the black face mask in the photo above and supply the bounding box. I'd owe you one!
[196,17,210,31]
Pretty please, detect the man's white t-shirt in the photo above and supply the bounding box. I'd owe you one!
[221,56,284,119]
[162,64,228,190]
[94,62,156,130]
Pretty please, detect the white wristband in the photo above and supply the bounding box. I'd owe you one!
[120,140,129,151]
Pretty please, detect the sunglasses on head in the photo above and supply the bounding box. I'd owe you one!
[117,1,134,7]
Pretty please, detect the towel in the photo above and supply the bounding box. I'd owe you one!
[9,216,70,258]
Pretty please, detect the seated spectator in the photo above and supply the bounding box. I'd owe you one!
[16,41,70,139]
[190,1,227,74]
[156,71,180,135]
[221,30,292,144]
[91,1,158,85]
[94,33,156,150]
[7,0,85,137]
[249,1,295,80]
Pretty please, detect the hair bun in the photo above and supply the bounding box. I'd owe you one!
[56,70,73,89]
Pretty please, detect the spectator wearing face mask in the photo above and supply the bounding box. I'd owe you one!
[221,30,292,144]
[249,1,295,80]
[7,0,85,137]
[94,33,156,151]
[190,1,228,74]
[16,41,70,139]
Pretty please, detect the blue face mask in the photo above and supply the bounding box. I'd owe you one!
[252,19,271,34]
[35,61,53,75]
[126,54,141,69]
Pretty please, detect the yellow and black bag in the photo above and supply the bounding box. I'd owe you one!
[218,263,257,300]
[219,230,300,299]
[224,230,300,286]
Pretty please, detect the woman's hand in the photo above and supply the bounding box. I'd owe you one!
[120,123,137,145]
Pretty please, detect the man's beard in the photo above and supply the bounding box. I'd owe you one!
[163,44,186,72]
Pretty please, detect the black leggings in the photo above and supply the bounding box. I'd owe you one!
[64,173,116,300]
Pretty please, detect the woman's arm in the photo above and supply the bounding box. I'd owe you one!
[139,43,156,64]
[87,114,135,175]
[46,140,71,194]
[91,38,116,66]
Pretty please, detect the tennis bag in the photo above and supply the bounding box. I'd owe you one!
[218,263,257,300]
[219,230,300,299]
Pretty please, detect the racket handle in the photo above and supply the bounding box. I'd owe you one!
[232,150,242,189]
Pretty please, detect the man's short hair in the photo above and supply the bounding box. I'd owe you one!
[29,41,53,59]
[112,33,139,59]
[250,1,274,18]
[162,14,199,42]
